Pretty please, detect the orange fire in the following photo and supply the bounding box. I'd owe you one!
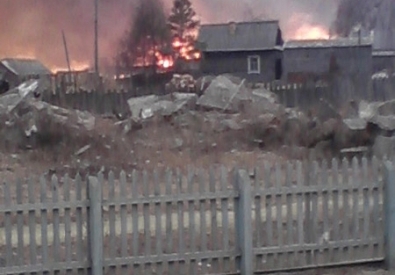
[132,38,201,71]
[155,51,174,69]
[286,12,331,40]
[293,24,330,40]
[50,60,90,73]
[171,37,201,61]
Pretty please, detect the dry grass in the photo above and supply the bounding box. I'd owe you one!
[0,109,293,183]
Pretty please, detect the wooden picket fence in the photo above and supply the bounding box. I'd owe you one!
[0,157,391,275]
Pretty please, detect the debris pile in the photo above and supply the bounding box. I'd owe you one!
[144,74,395,158]
[165,74,196,94]
[3,74,395,164]
[0,79,96,149]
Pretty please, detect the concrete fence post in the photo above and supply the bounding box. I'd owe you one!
[234,170,253,275]
[384,161,395,271]
[88,176,103,275]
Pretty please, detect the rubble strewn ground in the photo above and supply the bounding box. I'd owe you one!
[0,76,391,275]
[1,74,395,181]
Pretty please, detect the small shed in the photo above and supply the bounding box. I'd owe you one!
[197,20,284,83]
[283,38,373,101]
[0,58,52,88]
[372,50,395,73]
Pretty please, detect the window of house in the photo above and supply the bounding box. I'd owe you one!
[248,55,260,74]
[275,58,282,80]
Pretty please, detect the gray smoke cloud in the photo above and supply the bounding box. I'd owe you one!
[332,0,395,50]
[0,0,341,72]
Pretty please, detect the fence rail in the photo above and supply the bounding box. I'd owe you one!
[0,157,393,275]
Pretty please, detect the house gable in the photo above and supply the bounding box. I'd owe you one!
[198,20,283,52]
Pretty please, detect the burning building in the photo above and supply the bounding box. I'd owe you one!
[197,20,284,83]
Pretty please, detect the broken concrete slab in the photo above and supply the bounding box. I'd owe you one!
[127,95,159,119]
[0,80,97,149]
[220,118,243,131]
[0,79,41,114]
[251,88,279,104]
[343,118,367,130]
[127,93,197,120]
[352,100,395,131]
[196,75,250,112]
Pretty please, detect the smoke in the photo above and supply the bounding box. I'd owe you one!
[0,0,341,72]
[332,0,395,50]
[196,0,340,37]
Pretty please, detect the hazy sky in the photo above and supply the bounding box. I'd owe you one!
[0,0,341,71]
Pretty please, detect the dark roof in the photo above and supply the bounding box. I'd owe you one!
[284,37,372,49]
[197,20,282,52]
[0,58,51,76]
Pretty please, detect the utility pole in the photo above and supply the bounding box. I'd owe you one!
[94,0,99,74]
[61,30,72,73]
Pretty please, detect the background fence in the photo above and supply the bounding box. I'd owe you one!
[1,157,393,275]
[41,77,395,116]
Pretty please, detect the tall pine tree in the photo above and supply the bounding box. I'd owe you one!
[168,0,199,43]
[115,0,171,74]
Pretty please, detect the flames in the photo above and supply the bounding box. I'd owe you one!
[171,37,201,61]
[293,24,330,40]
[155,51,174,69]
[50,61,91,74]
[132,35,201,71]
[286,12,331,40]
[132,47,174,72]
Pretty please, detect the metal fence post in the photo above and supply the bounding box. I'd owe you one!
[234,170,253,275]
[89,176,103,275]
[385,162,395,271]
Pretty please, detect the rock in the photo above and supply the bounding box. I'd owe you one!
[248,88,282,115]
[354,100,395,131]
[220,118,243,131]
[115,117,143,134]
[196,75,251,112]
[251,88,279,104]
[0,79,96,149]
[75,109,96,131]
[31,101,96,131]
[127,95,159,119]
[75,144,91,156]
[195,75,216,95]
[343,118,367,130]
[127,93,197,120]
[372,135,395,158]
[171,138,184,150]
[376,99,395,116]
[0,79,40,114]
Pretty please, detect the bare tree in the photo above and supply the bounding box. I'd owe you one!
[115,0,171,74]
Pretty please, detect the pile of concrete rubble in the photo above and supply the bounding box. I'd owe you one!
[0,79,95,149]
[165,74,196,93]
[2,75,395,159]
[125,74,395,158]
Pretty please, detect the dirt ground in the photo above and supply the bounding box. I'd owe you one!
[0,113,291,183]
